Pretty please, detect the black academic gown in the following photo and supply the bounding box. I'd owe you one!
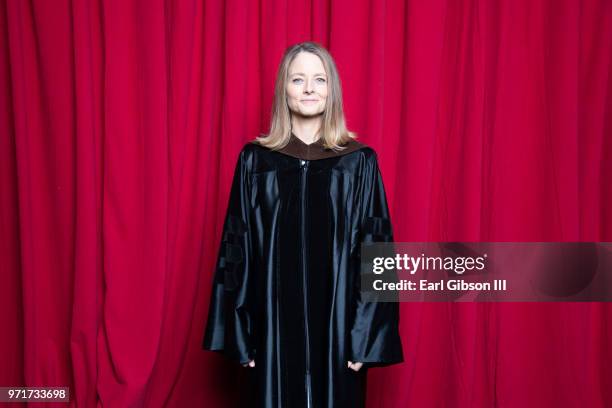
[203,133,403,408]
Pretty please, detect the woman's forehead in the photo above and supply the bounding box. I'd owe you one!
[289,52,325,73]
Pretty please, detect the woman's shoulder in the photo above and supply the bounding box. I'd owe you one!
[235,140,267,158]
[245,136,375,153]
[346,140,378,163]
[237,137,379,166]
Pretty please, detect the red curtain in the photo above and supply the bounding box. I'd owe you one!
[1,0,611,407]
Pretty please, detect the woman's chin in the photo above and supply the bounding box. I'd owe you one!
[292,108,324,118]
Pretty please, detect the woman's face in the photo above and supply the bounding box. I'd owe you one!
[286,52,328,117]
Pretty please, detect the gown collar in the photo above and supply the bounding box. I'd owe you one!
[274,132,366,160]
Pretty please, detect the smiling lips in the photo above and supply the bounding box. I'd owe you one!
[301,99,319,104]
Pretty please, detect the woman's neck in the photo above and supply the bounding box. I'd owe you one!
[291,117,322,144]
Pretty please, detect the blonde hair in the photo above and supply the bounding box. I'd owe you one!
[255,41,357,151]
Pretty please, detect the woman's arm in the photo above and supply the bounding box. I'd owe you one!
[203,146,256,366]
[349,150,404,369]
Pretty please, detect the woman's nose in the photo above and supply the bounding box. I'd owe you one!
[304,79,314,93]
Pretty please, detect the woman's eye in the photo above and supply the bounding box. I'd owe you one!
[291,78,325,84]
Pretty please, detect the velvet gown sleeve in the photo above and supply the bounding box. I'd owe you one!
[350,151,404,367]
[202,148,255,365]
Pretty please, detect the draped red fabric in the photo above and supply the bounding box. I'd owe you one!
[1,0,611,407]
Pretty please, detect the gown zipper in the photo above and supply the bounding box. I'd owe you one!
[300,158,313,408]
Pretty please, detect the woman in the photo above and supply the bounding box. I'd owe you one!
[203,41,403,408]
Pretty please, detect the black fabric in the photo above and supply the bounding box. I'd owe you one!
[203,140,404,407]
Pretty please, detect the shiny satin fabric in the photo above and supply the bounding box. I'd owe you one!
[203,141,404,407]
